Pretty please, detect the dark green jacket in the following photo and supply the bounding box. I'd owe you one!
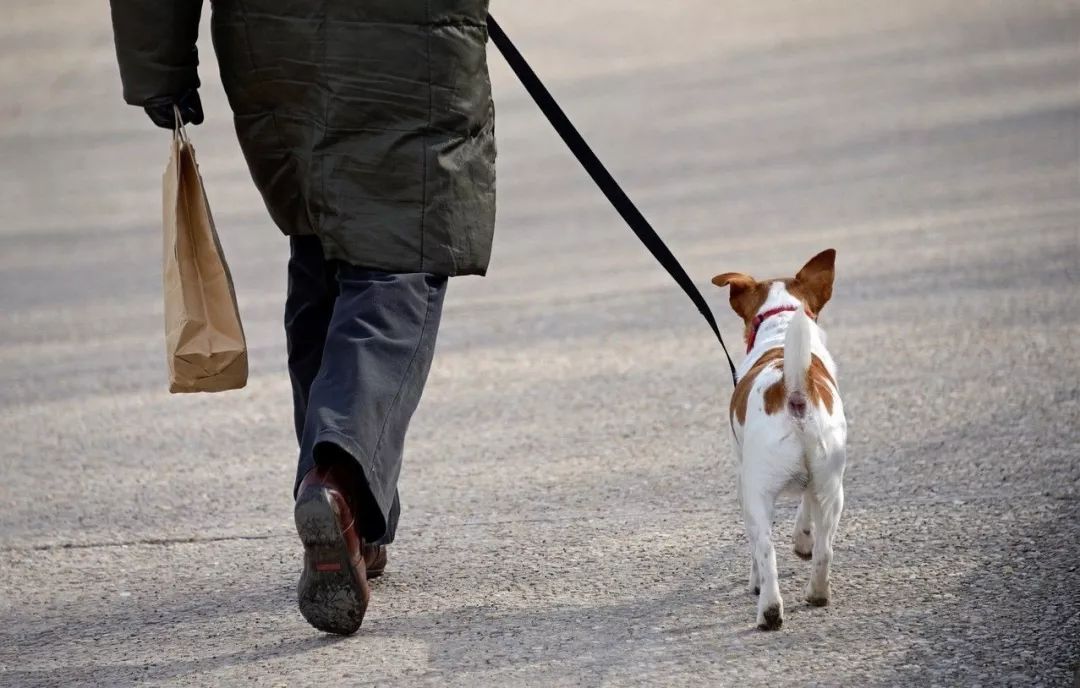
[110,0,496,276]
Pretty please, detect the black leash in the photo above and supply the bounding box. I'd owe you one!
[487,15,738,386]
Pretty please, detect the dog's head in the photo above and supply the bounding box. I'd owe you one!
[711,249,836,340]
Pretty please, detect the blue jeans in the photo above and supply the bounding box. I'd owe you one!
[286,236,446,545]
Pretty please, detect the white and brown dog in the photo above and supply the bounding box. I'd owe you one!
[712,249,846,630]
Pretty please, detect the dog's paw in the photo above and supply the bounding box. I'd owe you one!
[757,603,784,631]
[805,583,830,607]
[793,529,813,560]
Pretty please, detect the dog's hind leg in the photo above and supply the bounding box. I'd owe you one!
[793,492,814,560]
[741,472,785,630]
[805,476,844,606]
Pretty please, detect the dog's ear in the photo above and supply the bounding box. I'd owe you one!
[711,272,761,320]
[794,249,836,314]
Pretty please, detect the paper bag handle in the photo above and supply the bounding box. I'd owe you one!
[173,105,190,143]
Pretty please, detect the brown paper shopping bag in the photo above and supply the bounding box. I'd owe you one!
[162,111,248,393]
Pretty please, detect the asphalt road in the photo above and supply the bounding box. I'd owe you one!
[1,1,1078,686]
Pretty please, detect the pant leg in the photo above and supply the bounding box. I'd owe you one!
[284,235,338,444]
[285,237,405,540]
[293,263,446,545]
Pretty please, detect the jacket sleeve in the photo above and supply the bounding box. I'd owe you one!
[109,0,204,106]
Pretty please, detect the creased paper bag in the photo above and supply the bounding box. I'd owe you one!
[162,116,247,393]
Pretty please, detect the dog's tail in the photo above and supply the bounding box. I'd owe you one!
[783,309,813,419]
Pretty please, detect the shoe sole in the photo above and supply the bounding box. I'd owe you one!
[294,487,369,635]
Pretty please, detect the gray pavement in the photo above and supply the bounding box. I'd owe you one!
[1,1,1079,686]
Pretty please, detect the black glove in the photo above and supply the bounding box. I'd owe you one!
[143,89,204,130]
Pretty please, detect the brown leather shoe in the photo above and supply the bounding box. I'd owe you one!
[364,544,388,579]
[294,463,373,635]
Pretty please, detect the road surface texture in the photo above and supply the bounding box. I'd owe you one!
[1,1,1078,686]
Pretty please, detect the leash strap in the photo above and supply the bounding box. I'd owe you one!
[487,15,738,386]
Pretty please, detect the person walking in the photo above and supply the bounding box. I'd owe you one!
[109,0,496,635]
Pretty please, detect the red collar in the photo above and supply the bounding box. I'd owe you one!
[746,305,814,353]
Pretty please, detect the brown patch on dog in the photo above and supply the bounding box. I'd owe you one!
[807,354,836,414]
[730,348,784,426]
[763,379,787,415]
